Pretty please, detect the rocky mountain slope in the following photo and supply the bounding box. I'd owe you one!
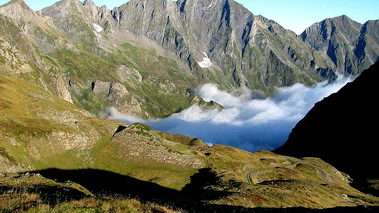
[1,0,379,211]
[275,62,379,196]
[41,0,333,91]
[301,15,379,76]
[1,0,377,118]
[0,0,201,119]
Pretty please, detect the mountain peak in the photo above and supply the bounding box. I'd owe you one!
[41,0,100,20]
[327,14,352,21]
[0,0,28,10]
[0,0,43,25]
[126,0,172,6]
[83,0,96,7]
[1,0,24,7]
[3,0,379,119]
[300,14,377,75]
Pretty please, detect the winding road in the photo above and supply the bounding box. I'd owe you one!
[246,158,297,184]
[246,157,335,184]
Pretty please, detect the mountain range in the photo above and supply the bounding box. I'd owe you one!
[1,0,378,119]
[1,0,379,211]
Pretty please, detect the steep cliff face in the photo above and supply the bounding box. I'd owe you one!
[301,16,379,75]
[275,62,379,195]
[0,0,74,103]
[41,0,336,93]
[111,0,334,90]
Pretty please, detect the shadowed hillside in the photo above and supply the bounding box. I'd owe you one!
[1,170,378,212]
[275,62,379,195]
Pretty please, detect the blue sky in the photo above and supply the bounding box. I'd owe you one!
[238,0,379,34]
[2,0,378,34]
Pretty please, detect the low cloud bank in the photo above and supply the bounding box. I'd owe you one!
[109,76,352,152]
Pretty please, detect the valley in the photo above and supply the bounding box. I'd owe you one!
[0,0,378,212]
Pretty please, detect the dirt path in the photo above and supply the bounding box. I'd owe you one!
[246,157,335,184]
[314,167,336,183]
[246,158,298,184]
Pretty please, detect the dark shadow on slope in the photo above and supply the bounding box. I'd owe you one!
[198,205,379,213]
[26,184,87,206]
[32,168,378,212]
[35,168,180,201]
[113,125,128,136]
[34,168,234,211]
[182,168,218,192]
[275,62,379,196]
[179,168,234,210]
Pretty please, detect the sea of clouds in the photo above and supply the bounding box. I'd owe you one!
[108,76,353,152]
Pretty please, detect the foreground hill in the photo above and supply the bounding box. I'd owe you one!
[1,76,378,211]
[275,62,379,196]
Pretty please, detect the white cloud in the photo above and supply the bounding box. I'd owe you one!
[108,76,353,152]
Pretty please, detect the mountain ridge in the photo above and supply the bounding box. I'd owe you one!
[300,15,379,75]
[1,0,378,118]
[40,0,332,88]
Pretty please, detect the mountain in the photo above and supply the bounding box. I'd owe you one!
[1,0,379,211]
[0,0,74,102]
[1,0,378,119]
[301,15,379,76]
[275,62,379,195]
[39,0,341,114]
[41,0,335,92]
[0,0,199,119]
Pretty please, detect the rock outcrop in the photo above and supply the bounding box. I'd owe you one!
[112,123,206,169]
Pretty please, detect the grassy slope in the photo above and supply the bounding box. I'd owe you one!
[0,76,200,191]
[191,145,379,208]
[0,173,182,213]
[47,39,200,119]
[0,77,378,211]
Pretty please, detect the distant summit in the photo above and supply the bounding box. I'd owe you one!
[301,15,379,76]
